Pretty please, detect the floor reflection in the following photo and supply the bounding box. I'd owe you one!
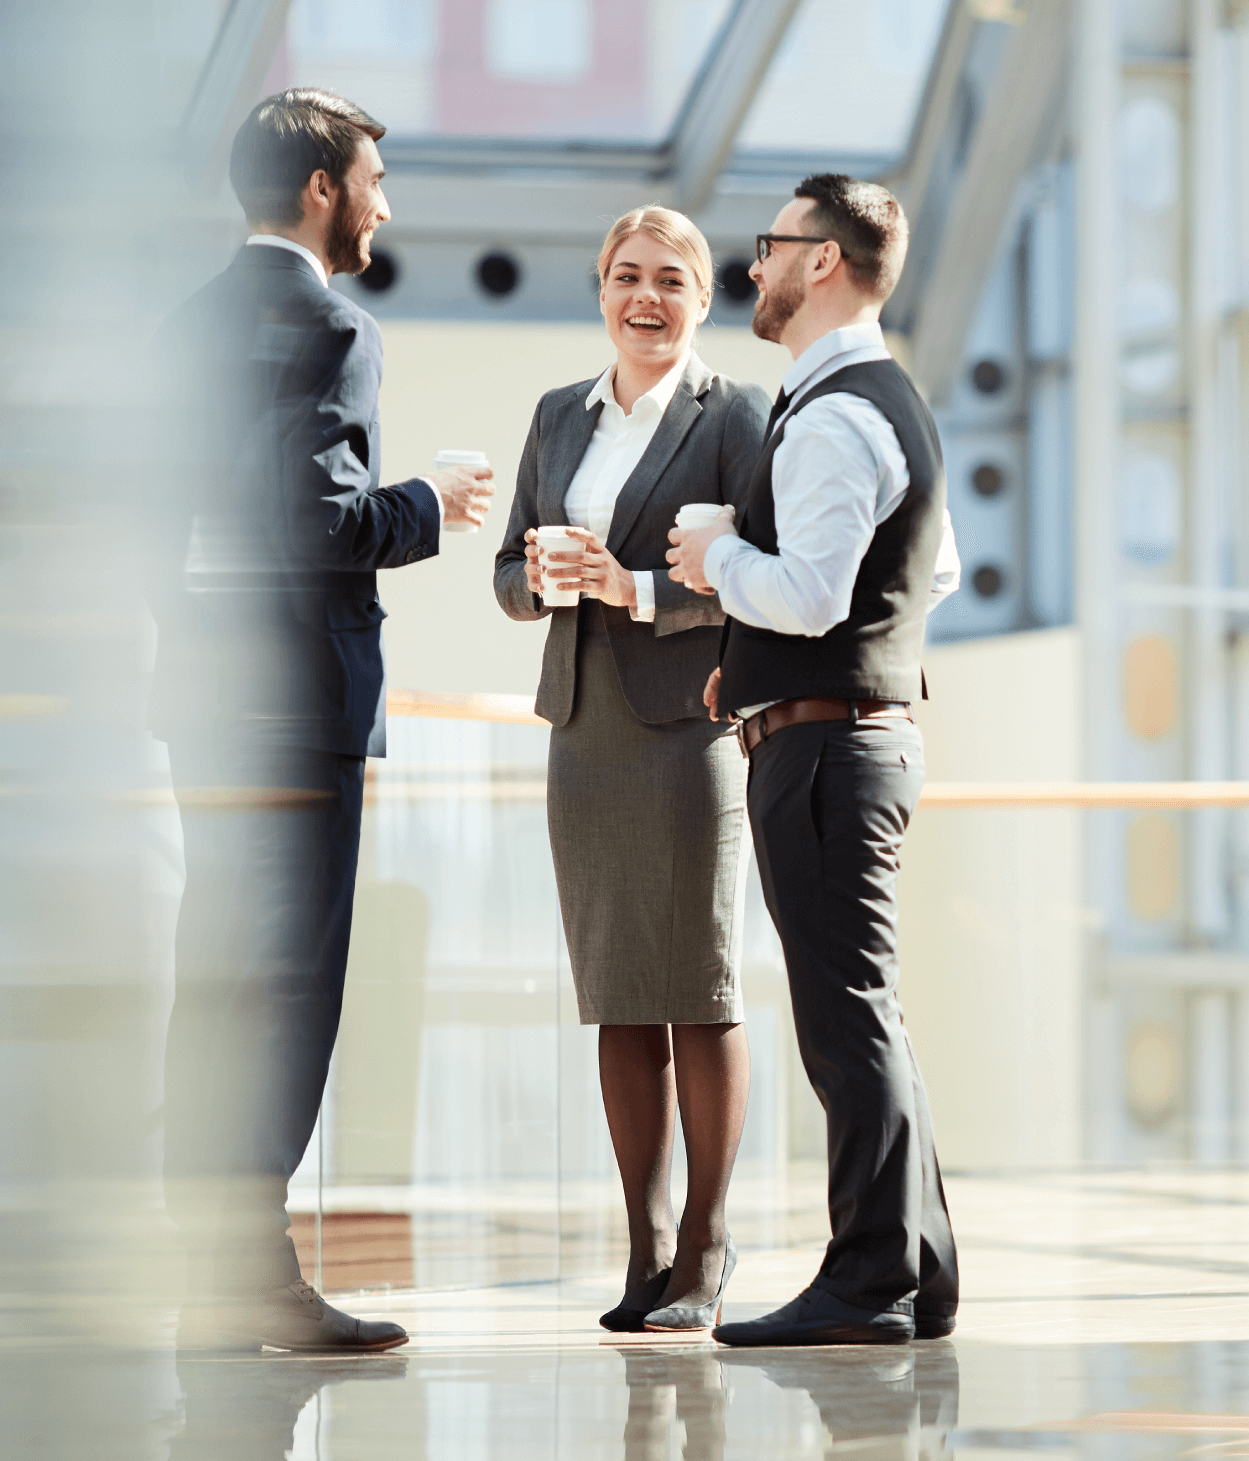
[611,1342,959,1461]
[719,1343,959,1458]
[616,1347,727,1461]
[6,1336,1249,1459]
[171,1354,408,1461]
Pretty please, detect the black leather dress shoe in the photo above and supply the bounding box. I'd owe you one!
[913,1311,956,1339]
[712,1278,913,1348]
[179,1281,409,1353]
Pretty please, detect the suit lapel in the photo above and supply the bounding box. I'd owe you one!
[538,383,603,527]
[605,355,712,555]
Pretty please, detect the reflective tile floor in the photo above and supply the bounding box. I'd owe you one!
[7,1170,1249,1459]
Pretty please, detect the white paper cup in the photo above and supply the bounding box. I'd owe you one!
[435,449,490,534]
[535,525,584,608]
[675,502,734,531]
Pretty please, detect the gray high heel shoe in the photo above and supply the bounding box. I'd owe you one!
[644,1237,737,1332]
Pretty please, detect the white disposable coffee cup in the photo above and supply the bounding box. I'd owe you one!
[434,449,490,533]
[675,502,735,531]
[535,525,584,608]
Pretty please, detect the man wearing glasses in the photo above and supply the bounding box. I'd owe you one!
[668,174,960,1346]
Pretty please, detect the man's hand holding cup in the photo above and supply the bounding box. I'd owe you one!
[666,502,736,595]
[430,449,495,532]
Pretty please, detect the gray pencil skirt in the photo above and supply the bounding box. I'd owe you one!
[547,608,750,1026]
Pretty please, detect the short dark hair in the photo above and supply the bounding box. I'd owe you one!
[793,174,909,302]
[229,88,386,226]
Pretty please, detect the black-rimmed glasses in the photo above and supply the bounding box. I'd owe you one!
[756,233,835,263]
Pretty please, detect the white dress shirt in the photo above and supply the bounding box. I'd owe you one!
[564,352,691,622]
[246,233,329,287]
[704,322,960,645]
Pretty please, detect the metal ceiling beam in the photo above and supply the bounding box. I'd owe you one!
[884,0,981,219]
[182,0,293,187]
[903,0,1073,404]
[670,0,804,214]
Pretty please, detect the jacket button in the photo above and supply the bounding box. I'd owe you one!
[405,551,416,563]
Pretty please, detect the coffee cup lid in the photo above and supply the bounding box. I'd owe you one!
[434,449,489,464]
[678,502,733,517]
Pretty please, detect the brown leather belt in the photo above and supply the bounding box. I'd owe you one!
[734,697,913,757]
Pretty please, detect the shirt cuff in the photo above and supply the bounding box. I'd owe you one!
[703,532,744,590]
[629,570,656,622]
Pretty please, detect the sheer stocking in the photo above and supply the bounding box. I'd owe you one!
[599,1022,750,1311]
[599,1024,679,1304]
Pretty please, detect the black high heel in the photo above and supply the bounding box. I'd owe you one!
[644,1236,737,1332]
[599,1267,673,1333]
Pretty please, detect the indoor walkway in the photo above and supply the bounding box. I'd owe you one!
[18,1169,1249,1458]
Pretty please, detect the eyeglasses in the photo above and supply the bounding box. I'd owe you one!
[756,233,835,263]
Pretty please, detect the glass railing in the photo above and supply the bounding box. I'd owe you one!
[286,691,1249,1298]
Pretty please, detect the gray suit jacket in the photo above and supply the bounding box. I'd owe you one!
[494,354,770,726]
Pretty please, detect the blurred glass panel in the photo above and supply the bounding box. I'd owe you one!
[293,716,565,1292]
[737,0,950,158]
[279,0,734,140]
[296,710,820,1296]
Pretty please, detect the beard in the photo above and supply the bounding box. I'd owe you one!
[325,189,373,276]
[751,259,805,343]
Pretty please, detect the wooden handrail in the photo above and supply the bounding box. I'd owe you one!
[387,689,544,726]
[918,782,1249,809]
[117,780,1249,809]
[382,691,1249,808]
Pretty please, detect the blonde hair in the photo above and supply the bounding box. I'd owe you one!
[596,206,715,296]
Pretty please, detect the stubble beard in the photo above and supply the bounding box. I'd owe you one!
[325,188,373,276]
[751,260,805,343]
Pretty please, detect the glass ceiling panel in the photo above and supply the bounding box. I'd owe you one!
[737,0,950,158]
[276,0,735,142]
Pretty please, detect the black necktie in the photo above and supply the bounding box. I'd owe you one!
[765,386,791,439]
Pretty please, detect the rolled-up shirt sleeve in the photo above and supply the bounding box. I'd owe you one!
[704,401,882,637]
[930,509,960,609]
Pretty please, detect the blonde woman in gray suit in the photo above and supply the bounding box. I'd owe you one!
[495,208,769,1332]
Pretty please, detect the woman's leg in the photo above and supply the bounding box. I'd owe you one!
[599,1024,680,1300]
[661,1022,751,1306]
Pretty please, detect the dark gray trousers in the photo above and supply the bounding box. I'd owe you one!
[747,716,958,1319]
[163,734,365,1295]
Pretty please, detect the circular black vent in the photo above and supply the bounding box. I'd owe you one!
[972,564,1005,598]
[477,252,521,298]
[358,249,398,294]
[972,463,1005,497]
[970,359,1007,395]
[720,259,755,304]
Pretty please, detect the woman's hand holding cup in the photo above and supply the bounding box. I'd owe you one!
[560,528,637,609]
[523,529,545,596]
[533,526,588,607]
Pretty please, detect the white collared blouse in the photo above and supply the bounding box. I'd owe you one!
[562,350,691,622]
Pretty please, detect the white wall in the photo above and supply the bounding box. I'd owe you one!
[901,628,1084,1167]
[375,320,788,696]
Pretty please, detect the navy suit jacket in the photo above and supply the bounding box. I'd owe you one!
[147,244,440,758]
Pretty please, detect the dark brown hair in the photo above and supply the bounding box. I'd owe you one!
[229,88,386,226]
[793,173,909,302]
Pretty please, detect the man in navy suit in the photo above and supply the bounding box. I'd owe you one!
[150,89,493,1352]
